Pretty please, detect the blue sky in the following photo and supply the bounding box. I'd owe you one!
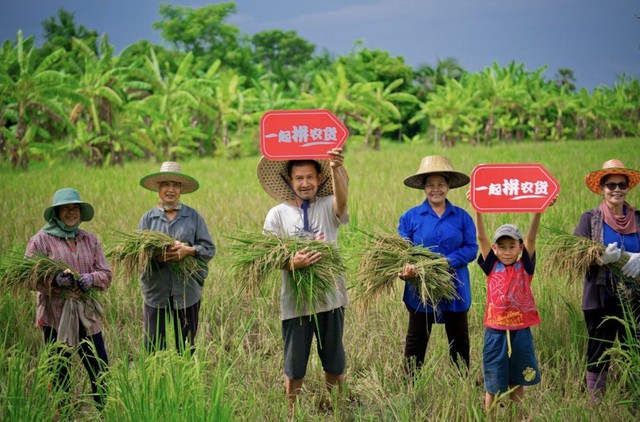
[1,0,639,90]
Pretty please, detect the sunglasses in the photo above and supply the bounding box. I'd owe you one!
[604,182,628,190]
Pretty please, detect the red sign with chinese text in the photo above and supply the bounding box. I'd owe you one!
[260,109,349,160]
[470,164,560,212]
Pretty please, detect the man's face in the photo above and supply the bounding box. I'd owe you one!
[289,163,323,202]
[158,181,182,205]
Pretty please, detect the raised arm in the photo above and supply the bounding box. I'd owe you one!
[475,210,491,260]
[525,213,542,256]
[327,148,348,218]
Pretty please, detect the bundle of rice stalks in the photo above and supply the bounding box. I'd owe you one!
[226,231,345,314]
[106,230,205,282]
[541,226,639,294]
[0,251,78,292]
[353,231,457,308]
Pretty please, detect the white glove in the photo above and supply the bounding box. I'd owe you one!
[596,242,621,266]
[621,252,640,278]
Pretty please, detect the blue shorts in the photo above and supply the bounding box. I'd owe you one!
[483,327,540,395]
[282,308,345,380]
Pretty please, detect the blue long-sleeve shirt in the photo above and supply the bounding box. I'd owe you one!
[398,199,478,315]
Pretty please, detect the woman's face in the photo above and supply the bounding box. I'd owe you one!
[600,174,629,209]
[56,204,81,226]
[424,174,449,207]
[158,181,182,206]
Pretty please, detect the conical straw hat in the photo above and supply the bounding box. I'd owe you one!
[403,155,470,189]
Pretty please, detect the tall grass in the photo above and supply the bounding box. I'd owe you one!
[1,138,639,420]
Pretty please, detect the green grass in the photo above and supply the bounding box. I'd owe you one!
[1,138,639,421]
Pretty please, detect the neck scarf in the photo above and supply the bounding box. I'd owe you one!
[158,200,181,212]
[600,200,637,235]
[41,217,80,239]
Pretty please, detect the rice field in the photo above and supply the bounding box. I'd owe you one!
[1,138,639,421]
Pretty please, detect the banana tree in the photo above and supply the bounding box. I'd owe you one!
[0,31,74,169]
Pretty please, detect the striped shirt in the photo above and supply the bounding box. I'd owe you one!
[25,229,112,335]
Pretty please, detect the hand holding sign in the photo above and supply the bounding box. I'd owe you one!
[470,164,560,213]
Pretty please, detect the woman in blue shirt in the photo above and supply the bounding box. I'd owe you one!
[398,155,478,378]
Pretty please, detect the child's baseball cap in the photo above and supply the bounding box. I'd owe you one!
[493,224,523,243]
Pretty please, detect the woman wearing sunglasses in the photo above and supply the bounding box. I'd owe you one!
[574,159,640,402]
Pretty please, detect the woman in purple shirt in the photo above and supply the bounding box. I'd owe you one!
[398,156,478,378]
[26,188,112,408]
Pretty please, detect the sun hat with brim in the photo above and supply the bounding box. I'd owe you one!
[43,188,94,222]
[140,161,199,194]
[257,157,346,202]
[584,159,640,194]
[403,155,470,189]
[493,224,523,244]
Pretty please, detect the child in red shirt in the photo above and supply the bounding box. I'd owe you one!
[473,208,545,413]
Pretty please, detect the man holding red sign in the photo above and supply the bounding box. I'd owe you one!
[258,146,349,413]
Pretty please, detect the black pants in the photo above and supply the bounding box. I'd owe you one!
[584,298,640,374]
[144,300,200,353]
[404,307,470,377]
[43,325,109,406]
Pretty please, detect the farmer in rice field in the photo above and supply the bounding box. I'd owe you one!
[398,155,478,378]
[138,161,215,353]
[574,159,640,402]
[25,188,112,407]
[471,198,554,413]
[258,147,349,412]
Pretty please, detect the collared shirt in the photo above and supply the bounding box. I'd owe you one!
[478,248,540,330]
[264,195,349,320]
[398,199,478,315]
[138,204,215,309]
[25,229,112,335]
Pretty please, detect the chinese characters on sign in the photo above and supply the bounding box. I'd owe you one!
[470,164,560,212]
[481,178,550,198]
[267,125,339,146]
[260,109,348,160]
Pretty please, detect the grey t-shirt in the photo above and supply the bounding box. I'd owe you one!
[263,195,349,320]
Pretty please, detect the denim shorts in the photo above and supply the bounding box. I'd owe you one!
[282,308,345,380]
[483,327,541,394]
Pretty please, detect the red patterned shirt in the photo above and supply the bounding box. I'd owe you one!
[478,248,540,330]
[25,229,112,335]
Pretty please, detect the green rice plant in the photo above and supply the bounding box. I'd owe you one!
[351,231,457,308]
[226,231,345,315]
[0,251,79,292]
[106,230,206,282]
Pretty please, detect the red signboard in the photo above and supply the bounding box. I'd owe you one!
[260,109,349,160]
[470,164,560,212]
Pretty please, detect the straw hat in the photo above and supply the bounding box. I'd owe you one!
[584,159,640,194]
[43,188,94,222]
[403,155,470,189]
[140,161,199,193]
[257,157,345,202]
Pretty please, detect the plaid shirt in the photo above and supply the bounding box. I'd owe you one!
[25,229,112,335]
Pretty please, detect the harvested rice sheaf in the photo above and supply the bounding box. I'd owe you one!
[106,230,205,282]
[0,252,78,292]
[226,231,345,314]
[353,231,457,308]
[541,226,639,295]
